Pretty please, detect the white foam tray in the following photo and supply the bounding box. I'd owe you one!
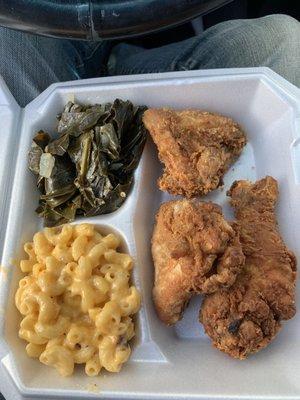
[0,68,300,400]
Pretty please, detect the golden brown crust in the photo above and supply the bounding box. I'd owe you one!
[143,108,246,197]
[200,176,297,359]
[151,199,245,325]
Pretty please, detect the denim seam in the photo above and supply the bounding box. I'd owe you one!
[75,42,104,69]
[169,39,198,71]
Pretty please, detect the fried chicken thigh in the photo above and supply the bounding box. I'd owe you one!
[151,199,245,325]
[143,109,246,197]
[200,177,297,358]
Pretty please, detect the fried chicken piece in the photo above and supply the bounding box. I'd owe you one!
[200,177,297,359]
[151,199,245,325]
[143,108,246,197]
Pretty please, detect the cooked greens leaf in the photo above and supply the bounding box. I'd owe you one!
[28,131,50,174]
[98,123,120,160]
[111,99,133,139]
[33,130,51,149]
[44,155,76,195]
[46,133,69,156]
[29,99,147,226]
[57,102,107,137]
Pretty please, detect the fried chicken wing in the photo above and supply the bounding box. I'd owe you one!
[152,199,245,325]
[200,177,297,359]
[143,108,246,197]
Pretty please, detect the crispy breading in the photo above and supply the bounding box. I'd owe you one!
[200,177,297,359]
[143,108,246,197]
[151,199,245,325]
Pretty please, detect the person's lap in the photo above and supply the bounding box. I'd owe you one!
[109,14,300,84]
[0,29,112,106]
[0,14,299,107]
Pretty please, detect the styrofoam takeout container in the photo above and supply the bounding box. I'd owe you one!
[0,68,299,400]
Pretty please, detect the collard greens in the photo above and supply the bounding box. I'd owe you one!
[28,100,147,226]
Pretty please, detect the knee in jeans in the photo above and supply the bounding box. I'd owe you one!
[264,14,300,44]
[175,14,300,71]
[231,14,300,65]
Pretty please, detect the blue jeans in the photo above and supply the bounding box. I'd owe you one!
[0,14,299,107]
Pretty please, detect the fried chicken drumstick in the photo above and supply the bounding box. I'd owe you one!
[200,177,297,359]
[152,199,245,325]
[143,108,246,197]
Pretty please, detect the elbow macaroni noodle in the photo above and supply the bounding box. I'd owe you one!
[15,223,141,377]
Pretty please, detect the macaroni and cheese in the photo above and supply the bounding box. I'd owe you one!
[15,223,141,377]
